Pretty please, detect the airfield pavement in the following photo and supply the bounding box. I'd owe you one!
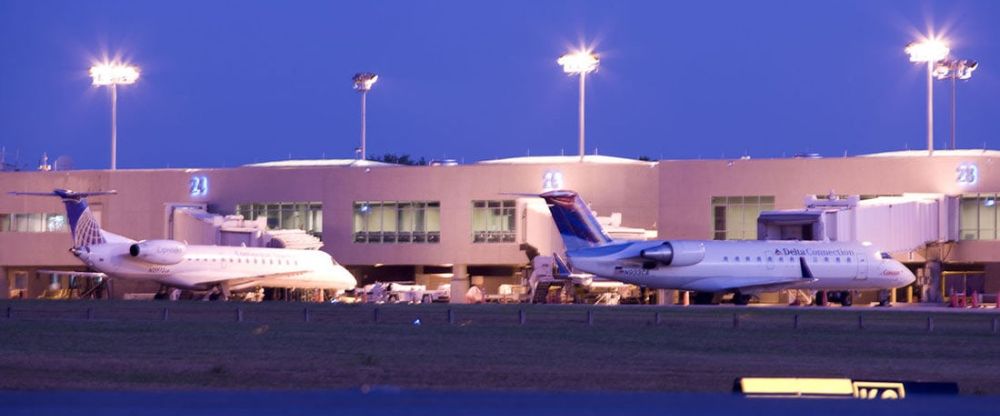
[0,300,999,395]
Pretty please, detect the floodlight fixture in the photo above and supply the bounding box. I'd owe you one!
[353,72,378,92]
[905,37,950,155]
[89,62,140,86]
[905,39,950,63]
[558,49,600,162]
[353,72,378,160]
[557,51,600,75]
[89,61,141,170]
[933,58,979,149]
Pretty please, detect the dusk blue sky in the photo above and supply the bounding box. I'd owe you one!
[1,1,998,169]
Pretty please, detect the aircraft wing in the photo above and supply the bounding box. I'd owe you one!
[35,270,108,278]
[176,269,315,289]
[687,276,818,293]
[685,257,818,293]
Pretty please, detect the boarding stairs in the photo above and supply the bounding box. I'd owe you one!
[530,280,566,304]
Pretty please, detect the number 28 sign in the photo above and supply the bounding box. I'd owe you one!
[956,163,977,186]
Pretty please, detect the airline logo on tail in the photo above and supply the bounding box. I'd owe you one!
[70,204,105,248]
[540,190,612,251]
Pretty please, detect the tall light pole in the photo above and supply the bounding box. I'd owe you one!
[557,50,599,162]
[89,62,140,170]
[352,72,378,161]
[905,39,949,155]
[933,58,978,150]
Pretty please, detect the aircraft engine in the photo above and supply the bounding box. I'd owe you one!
[640,241,705,266]
[128,240,186,265]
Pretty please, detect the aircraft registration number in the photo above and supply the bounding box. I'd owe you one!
[615,266,649,277]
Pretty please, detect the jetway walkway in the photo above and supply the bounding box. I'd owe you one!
[758,194,958,253]
[168,205,322,250]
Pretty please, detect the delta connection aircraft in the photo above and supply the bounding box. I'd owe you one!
[11,189,356,299]
[539,190,916,305]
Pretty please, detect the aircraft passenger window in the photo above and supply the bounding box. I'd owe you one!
[734,257,740,262]
[846,258,851,263]
[824,257,829,262]
[779,257,784,262]
[836,257,841,263]
[813,257,818,262]
[745,256,750,262]
[756,257,762,262]
[767,257,773,262]
[723,256,728,261]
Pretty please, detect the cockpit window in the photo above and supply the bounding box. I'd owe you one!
[879,252,892,260]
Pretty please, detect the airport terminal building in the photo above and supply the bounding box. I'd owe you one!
[2,150,999,303]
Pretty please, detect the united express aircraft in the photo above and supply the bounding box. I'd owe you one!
[540,190,915,305]
[12,189,356,298]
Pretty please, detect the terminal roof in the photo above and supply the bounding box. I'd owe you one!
[243,159,393,168]
[858,149,1000,158]
[477,155,654,165]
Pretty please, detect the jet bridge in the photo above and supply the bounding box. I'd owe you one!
[167,205,322,250]
[757,194,958,253]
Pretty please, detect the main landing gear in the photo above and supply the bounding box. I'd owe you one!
[732,291,752,306]
[815,291,853,307]
[205,283,231,301]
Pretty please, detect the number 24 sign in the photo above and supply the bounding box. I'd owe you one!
[189,176,209,197]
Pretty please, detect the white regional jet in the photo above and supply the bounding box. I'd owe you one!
[12,189,356,299]
[539,190,915,305]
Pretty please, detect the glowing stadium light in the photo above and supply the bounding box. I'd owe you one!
[905,39,950,63]
[905,38,949,155]
[89,63,140,86]
[557,50,600,75]
[89,61,141,170]
[558,49,600,162]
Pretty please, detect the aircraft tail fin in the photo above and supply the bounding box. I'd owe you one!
[9,189,118,248]
[539,190,612,251]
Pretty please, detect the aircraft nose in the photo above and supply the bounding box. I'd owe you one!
[901,265,916,286]
[340,268,358,289]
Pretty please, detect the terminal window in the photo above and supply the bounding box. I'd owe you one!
[959,195,998,240]
[0,213,68,233]
[711,196,775,240]
[235,202,323,240]
[472,200,516,243]
[353,201,441,244]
